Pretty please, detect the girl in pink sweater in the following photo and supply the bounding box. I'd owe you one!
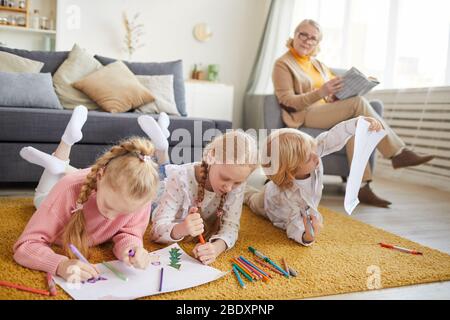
[14,106,160,283]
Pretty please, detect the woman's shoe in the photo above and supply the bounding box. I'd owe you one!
[392,148,434,169]
[358,183,391,208]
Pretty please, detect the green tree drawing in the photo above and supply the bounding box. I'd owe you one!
[169,248,182,270]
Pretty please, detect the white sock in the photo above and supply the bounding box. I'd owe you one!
[157,112,170,138]
[61,105,88,146]
[20,147,67,175]
[138,115,169,151]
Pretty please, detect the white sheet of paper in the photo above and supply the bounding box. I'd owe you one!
[344,118,386,215]
[54,243,227,300]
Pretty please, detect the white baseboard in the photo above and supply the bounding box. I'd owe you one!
[374,162,450,192]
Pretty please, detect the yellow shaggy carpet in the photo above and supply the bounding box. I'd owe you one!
[1,197,450,300]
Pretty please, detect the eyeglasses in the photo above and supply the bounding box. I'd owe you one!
[297,32,319,45]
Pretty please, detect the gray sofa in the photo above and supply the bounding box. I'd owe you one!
[244,94,383,179]
[0,47,232,183]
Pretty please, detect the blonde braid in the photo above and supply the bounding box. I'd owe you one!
[62,137,158,259]
[195,160,227,241]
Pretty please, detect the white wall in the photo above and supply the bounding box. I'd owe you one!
[55,0,270,128]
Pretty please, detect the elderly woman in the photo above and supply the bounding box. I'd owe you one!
[272,19,434,207]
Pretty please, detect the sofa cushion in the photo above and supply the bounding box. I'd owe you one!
[135,75,180,115]
[0,46,69,75]
[0,107,231,147]
[73,61,155,113]
[0,72,63,110]
[0,51,44,73]
[95,55,187,116]
[52,44,102,110]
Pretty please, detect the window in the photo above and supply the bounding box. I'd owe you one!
[291,0,450,89]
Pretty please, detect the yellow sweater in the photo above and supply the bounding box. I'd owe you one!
[288,46,334,89]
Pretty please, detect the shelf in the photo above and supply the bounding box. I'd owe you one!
[0,24,55,34]
[0,5,27,13]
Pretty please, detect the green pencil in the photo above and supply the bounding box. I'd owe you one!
[232,263,253,282]
[102,262,128,281]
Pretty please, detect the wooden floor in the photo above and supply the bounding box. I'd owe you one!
[2,173,450,299]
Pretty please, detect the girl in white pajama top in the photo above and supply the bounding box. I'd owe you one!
[244,116,383,246]
[137,114,258,265]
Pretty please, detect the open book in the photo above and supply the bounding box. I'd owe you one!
[335,67,379,100]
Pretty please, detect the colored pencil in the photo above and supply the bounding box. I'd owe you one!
[69,244,90,264]
[379,243,423,255]
[253,258,284,275]
[239,256,272,278]
[232,265,246,288]
[238,257,270,282]
[0,280,50,296]
[282,258,290,279]
[238,257,265,281]
[248,247,290,278]
[158,267,164,292]
[102,262,128,281]
[232,258,258,280]
[231,263,253,282]
[46,273,57,296]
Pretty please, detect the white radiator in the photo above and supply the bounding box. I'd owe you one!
[367,86,450,191]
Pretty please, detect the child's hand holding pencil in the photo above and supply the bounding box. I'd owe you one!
[56,259,100,283]
[302,210,323,244]
[122,247,151,269]
[171,207,205,240]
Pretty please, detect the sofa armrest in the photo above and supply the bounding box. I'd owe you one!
[369,99,384,117]
[263,95,283,130]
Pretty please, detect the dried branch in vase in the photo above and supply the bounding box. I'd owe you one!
[122,11,145,61]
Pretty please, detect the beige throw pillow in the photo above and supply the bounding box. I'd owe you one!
[135,75,180,115]
[73,61,155,113]
[0,51,44,73]
[52,44,102,110]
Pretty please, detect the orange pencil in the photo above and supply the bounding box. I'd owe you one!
[232,258,258,280]
[254,257,284,275]
[0,280,50,296]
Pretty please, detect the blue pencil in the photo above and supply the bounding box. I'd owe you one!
[305,206,315,238]
[239,256,270,278]
[248,247,290,278]
[232,265,246,288]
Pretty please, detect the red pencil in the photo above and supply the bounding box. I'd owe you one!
[379,242,423,255]
[46,273,58,296]
[0,280,50,296]
[253,257,284,275]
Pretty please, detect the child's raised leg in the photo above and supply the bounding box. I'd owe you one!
[138,113,170,165]
[21,105,88,208]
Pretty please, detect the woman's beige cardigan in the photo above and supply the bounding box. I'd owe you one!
[272,51,332,128]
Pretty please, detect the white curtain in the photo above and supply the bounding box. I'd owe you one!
[246,0,296,95]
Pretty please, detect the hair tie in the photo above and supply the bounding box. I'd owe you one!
[71,202,83,214]
[137,153,152,163]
